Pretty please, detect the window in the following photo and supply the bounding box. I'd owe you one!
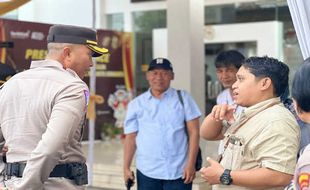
[106,13,124,31]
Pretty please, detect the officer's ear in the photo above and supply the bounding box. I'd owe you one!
[61,46,73,68]
[63,46,72,58]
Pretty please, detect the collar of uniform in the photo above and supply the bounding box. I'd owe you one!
[146,87,173,100]
[242,97,281,118]
[30,59,80,78]
[30,59,64,69]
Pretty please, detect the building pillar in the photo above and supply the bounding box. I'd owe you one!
[167,0,205,115]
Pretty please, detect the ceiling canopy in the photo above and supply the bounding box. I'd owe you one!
[0,0,30,15]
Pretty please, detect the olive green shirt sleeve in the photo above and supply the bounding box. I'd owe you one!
[251,119,300,175]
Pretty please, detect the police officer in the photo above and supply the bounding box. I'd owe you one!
[0,63,16,182]
[286,57,310,190]
[0,24,108,189]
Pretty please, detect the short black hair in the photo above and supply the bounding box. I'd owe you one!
[292,57,310,112]
[214,50,245,69]
[243,56,289,99]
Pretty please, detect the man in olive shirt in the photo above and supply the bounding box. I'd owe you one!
[200,56,300,190]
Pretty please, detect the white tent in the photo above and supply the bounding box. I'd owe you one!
[287,0,310,60]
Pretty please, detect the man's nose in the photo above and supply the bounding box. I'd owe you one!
[232,80,237,89]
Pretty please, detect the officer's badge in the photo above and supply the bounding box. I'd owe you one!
[84,90,90,106]
[299,173,310,189]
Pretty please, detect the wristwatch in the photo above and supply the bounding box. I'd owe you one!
[220,169,233,185]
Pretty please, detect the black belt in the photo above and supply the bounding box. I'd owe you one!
[5,162,83,179]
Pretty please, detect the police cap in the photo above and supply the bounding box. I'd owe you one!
[47,24,108,57]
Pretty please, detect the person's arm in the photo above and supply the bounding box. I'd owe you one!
[200,157,292,188]
[15,83,87,190]
[200,114,224,140]
[183,117,199,183]
[200,104,235,141]
[122,100,139,185]
[0,131,5,157]
[123,132,137,184]
[0,131,5,183]
[230,168,292,188]
[201,117,299,188]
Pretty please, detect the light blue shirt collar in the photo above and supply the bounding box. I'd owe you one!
[146,88,173,100]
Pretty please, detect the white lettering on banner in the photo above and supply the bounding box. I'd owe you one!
[31,32,45,40]
[10,30,30,39]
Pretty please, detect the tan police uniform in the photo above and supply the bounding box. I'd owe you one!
[291,145,310,190]
[0,59,88,190]
[0,64,16,183]
[214,98,300,190]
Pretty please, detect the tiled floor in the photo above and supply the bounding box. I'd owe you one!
[82,138,219,190]
[86,187,115,190]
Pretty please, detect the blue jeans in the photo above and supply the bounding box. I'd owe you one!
[137,170,192,190]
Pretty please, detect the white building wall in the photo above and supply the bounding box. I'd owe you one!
[104,0,166,31]
[103,0,258,14]
[104,0,166,13]
[17,0,95,28]
[16,0,267,30]
[154,21,284,61]
[205,0,256,6]
[204,21,284,60]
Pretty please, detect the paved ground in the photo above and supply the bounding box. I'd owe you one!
[86,187,114,190]
[81,138,219,190]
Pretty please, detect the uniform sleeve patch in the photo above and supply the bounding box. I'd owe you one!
[298,173,310,189]
[84,90,90,106]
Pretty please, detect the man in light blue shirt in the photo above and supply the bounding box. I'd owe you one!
[123,58,201,190]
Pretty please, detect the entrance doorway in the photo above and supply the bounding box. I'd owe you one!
[204,21,283,114]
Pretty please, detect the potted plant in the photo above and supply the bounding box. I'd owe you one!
[100,122,122,141]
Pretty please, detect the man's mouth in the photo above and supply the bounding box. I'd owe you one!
[232,91,238,99]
